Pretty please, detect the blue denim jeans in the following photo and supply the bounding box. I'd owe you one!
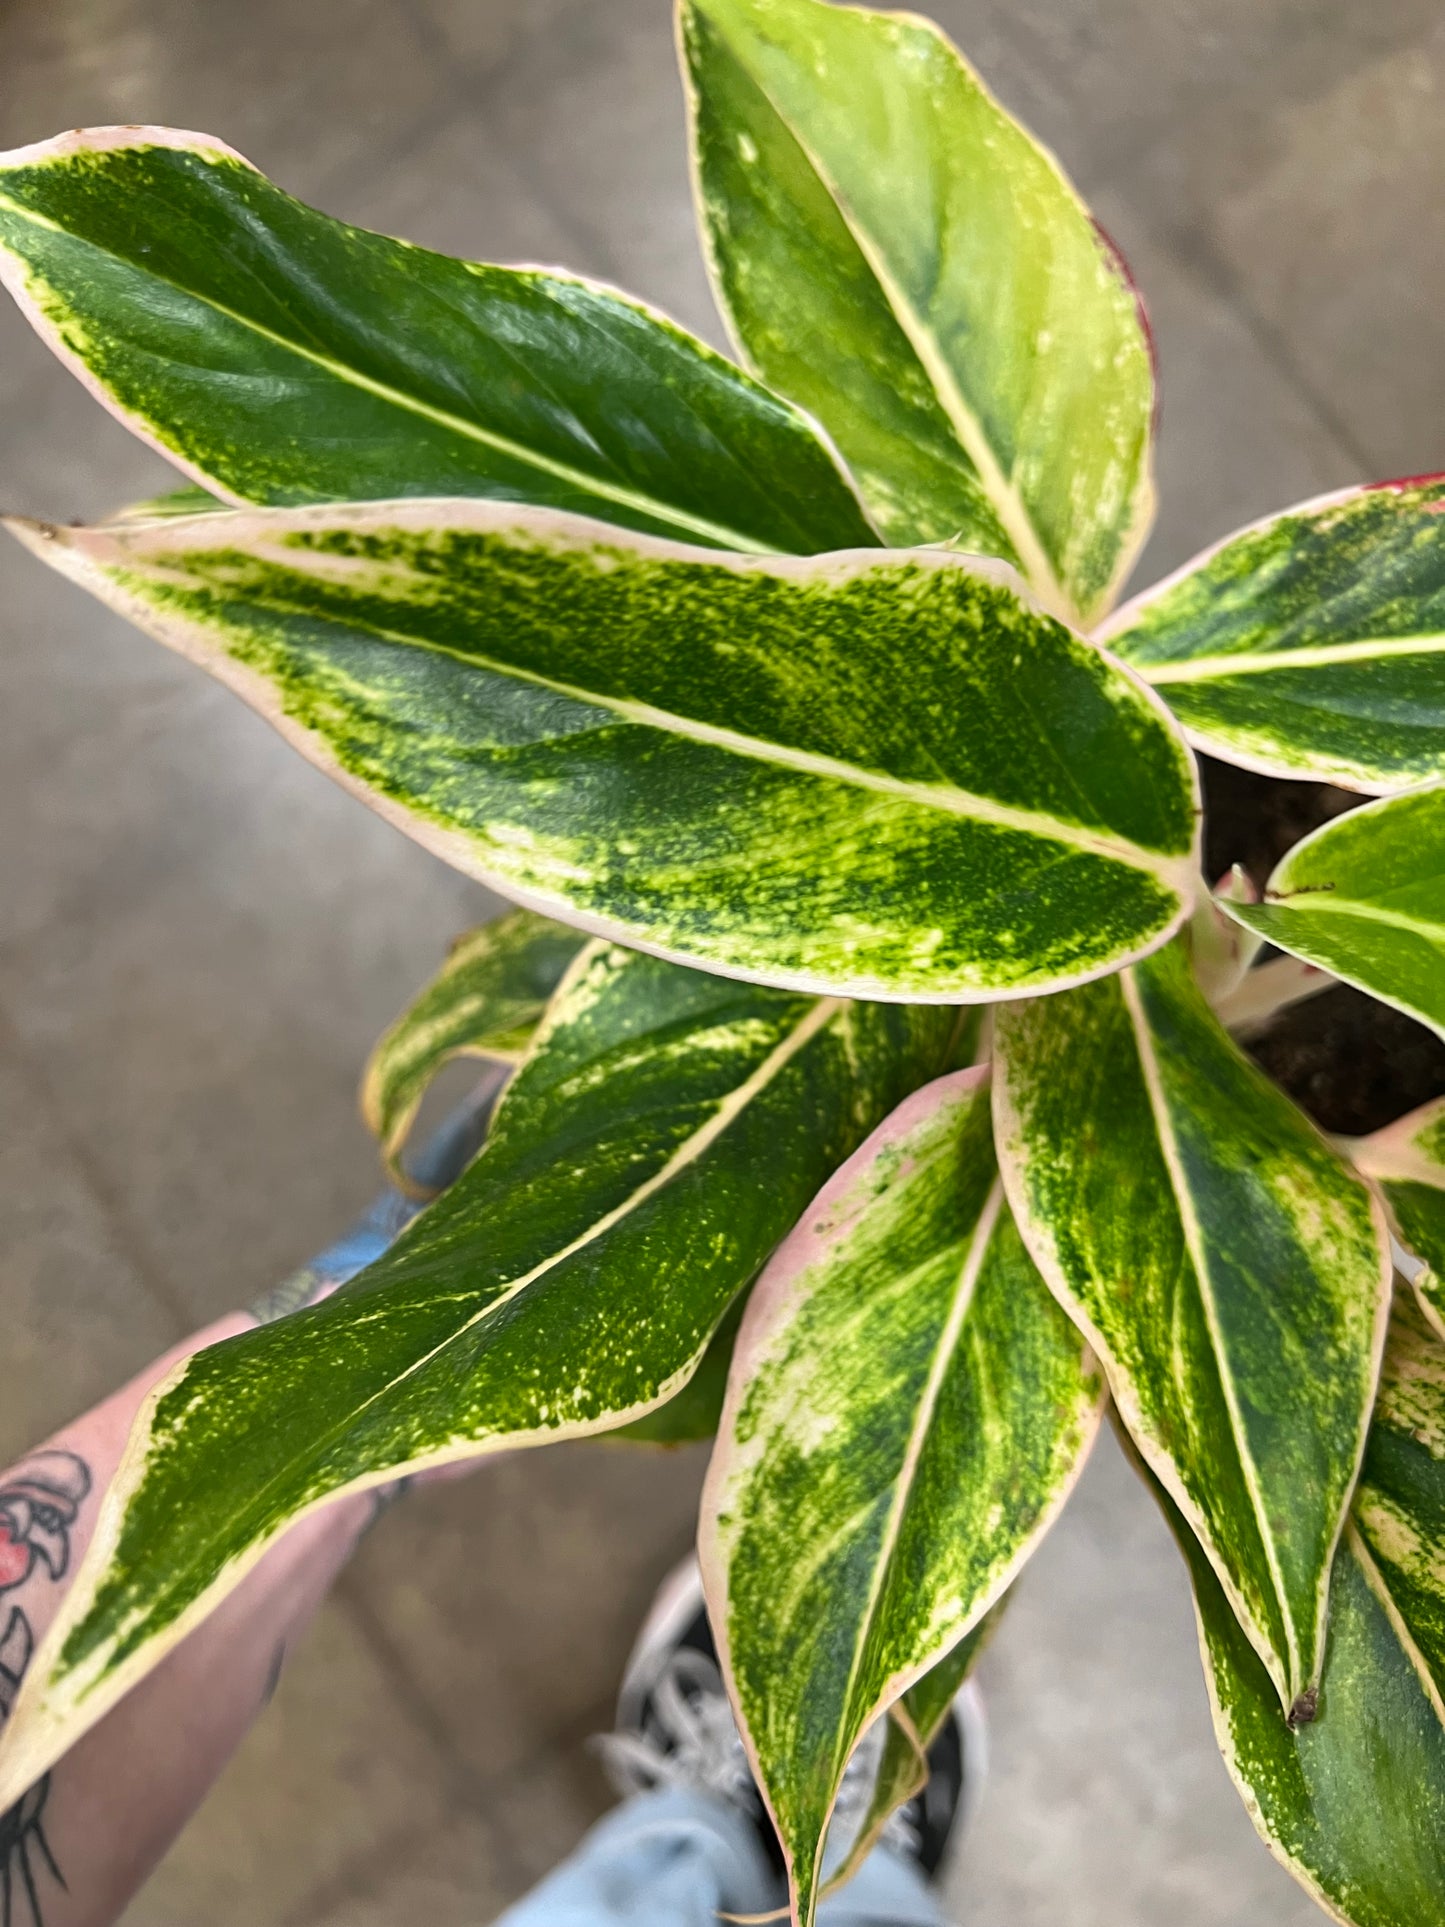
[491,1787,947,1927]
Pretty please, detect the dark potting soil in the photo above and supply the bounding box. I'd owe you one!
[1200,756,1445,1138]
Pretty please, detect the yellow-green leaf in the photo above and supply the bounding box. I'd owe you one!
[1102,479,1445,793]
[1224,786,1445,1041]
[994,937,1391,1717]
[681,0,1156,623]
[8,499,1199,1002]
[702,1068,1103,1922]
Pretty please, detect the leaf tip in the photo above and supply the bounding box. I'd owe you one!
[2,513,66,555]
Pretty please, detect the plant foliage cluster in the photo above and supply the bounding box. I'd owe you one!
[4,3,1445,1919]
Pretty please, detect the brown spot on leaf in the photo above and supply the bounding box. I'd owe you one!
[1287,1686,1319,1728]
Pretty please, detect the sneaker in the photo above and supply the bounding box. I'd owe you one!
[597,1556,985,1887]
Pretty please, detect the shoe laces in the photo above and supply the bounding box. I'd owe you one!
[598,1646,921,1861]
[596,1647,763,1818]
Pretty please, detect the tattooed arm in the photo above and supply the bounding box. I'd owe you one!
[0,1088,500,1927]
[0,1311,376,1927]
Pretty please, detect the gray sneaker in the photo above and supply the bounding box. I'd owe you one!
[597,1557,986,1886]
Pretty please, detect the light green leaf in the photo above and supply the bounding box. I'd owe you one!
[680,0,1156,624]
[361,911,585,1188]
[1353,1097,1445,1342]
[1152,1291,1445,1927]
[702,1068,1104,1922]
[1223,786,1445,1041]
[1102,479,1445,793]
[993,937,1392,1717]
[9,499,1199,1002]
[0,126,877,556]
[0,945,952,1811]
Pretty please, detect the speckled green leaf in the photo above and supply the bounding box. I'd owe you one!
[0,945,952,1811]
[702,1068,1104,1922]
[613,1289,749,1445]
[1224,786,1445,1042]
[1102,479,1445,792]
[361,910,585,1187]
[1353,1097,1445,1342]
[1353,1289,1445,1716]
[681,0,1156,624]
[9,499,1199,1001]
[1152,1291,1445,1927]
[0,127,877,556]
[994,937,1391,1717]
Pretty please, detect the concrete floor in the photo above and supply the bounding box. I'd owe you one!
[0,0,1440,1920]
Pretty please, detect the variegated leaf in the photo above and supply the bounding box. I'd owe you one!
[8,500,1200,1002]
[1154,1291,1445,1927]
[1102,479,1445,793]
[1223,786,1445,1041]
[820,1604,999,1901]
[994,937,1392,1717]
[612,1289,748,1446]
[361,911,585,1187]
[0,946,952,1812]
[107,484,225,523]
[0,127,877,556]
[1353,1098,1445,1342]
[702,1068,1104,1923]
[681,0,1156,624]
[1353,1288,1445,1712]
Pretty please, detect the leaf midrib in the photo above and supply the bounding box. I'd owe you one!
[1120,967,1301,1697]
[1263,894,1445,946]
[0,189,787,556]
[829,1182,1002,1802]
[133,538,1184,876]
[1141,633,1445,685]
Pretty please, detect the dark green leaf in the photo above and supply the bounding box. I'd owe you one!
[995,937,1391,1716]
[0,946,950,1812]
[1103,479,1445,792]
[0,127,877,555]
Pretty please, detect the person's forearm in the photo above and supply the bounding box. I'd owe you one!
[0,1316,374,1927]
[0,1095,494,1927]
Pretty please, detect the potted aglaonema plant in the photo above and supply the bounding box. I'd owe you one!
[3,0,1445,1919]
